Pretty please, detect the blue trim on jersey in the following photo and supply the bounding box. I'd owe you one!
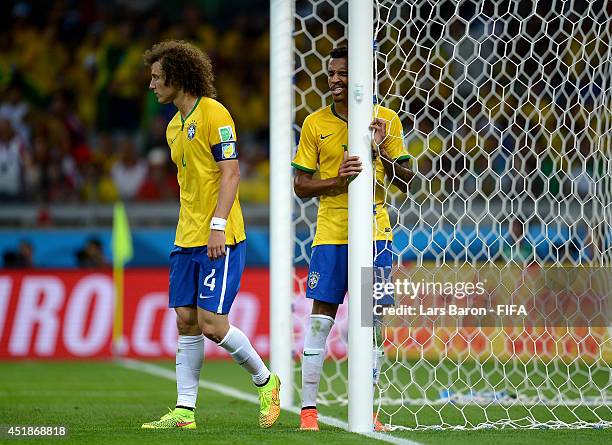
[211,141,239,161]
[305,240,394,305]
[168,241,246,314]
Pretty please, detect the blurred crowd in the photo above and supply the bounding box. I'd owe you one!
[294,0,607,205]
[1,0,607,213]
[0,0,270,207]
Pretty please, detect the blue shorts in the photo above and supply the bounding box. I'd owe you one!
[168,241,246,314]
[306,240,394,305]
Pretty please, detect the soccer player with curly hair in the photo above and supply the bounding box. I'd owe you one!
[141,40,280,430]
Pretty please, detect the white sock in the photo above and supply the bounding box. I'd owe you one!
[373,345,385,386]
[301,314,334,408]
[373,315,384,386]
[176,334,204,408]
[218,325,271,386]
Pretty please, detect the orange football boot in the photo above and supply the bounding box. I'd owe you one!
[300,408,319,431]
[373,413,388,432]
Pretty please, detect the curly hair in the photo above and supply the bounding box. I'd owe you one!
[143,40,216,98]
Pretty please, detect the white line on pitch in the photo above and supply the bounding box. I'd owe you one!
[119,359,423,445]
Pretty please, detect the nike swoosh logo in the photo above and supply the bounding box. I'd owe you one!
[320,133,333,139]
[176,421,194,427]
[199,294,215,299]
[169,134,180,146]
[303,352,320,356]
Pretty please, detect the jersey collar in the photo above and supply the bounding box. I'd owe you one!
[330,103,347,123]
[181,96,201,129]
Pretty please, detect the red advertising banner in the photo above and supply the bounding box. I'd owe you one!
[3,268,601,362]
[0,269,271,359]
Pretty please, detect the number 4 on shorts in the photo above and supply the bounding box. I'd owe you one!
[203,269,216,291]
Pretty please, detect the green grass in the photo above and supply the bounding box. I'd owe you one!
[308,358,612,430]
[0,360,611,444]
[0,361,370,445]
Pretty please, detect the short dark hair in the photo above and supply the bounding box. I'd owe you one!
[143,40,216,98]
[329,46,348,59]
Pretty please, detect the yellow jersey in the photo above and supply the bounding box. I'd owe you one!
[292,104,410,246]
[167,97,246,247]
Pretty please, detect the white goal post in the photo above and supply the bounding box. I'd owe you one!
[269,0,377,430]
[346,0,374,432]
[269,0,295,409]
[270,0,612,432]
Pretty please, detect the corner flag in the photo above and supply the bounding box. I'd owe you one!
[112,202,133,356]
[112,201,133,267]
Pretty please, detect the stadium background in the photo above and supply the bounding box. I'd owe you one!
[0,0,604,359]
[0,0,276,360]
[1,1,611,443]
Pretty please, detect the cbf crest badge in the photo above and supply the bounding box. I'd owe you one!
[187,122,197,140]
[308,271,320,290]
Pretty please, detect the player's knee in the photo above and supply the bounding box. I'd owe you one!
[312,300,338,318]
[200,323,224,343]
[198,310,230,343]
[175,308,199,336]
[177,319,200,336]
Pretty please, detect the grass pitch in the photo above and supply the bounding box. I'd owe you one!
[0,360,610,444]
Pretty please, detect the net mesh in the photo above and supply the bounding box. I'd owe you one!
[291,0,612,430]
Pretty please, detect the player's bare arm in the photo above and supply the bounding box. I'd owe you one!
[208,159,240,259]
[293,151,362,198]
[370,118,413,193]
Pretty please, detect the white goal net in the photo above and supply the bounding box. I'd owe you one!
[290,0,612,430]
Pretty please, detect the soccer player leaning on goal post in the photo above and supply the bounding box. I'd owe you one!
[141,40,280,430]
[292,46,413,432]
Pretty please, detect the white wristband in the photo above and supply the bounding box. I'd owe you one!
[210,217,227,231]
